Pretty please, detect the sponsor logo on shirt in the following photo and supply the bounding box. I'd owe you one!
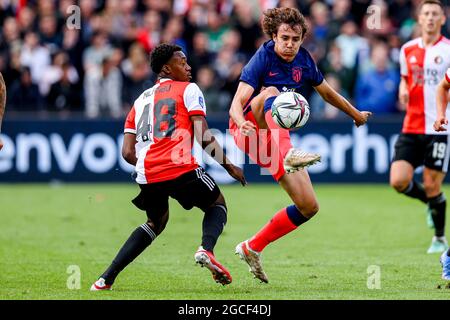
[434,55,443,65]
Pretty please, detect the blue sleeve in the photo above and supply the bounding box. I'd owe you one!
[303,49,324,87]
[240,47,268,90]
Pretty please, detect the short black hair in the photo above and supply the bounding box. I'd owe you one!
[150,44,183,74]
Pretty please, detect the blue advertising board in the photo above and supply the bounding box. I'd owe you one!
[0,118,410,183]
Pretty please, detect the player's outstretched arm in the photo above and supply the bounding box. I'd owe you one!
[314,79,372,127]
[122,133,137,166]
[229,82,257,136]
[434,77,450,132]
[191,115,247,186]
[0,72,6,150]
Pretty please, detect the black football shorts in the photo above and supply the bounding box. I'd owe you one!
[392,133,450,172]
[131,167,221,220]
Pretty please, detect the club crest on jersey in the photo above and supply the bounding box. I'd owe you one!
[434,55,443,65]
[292,67,302,83]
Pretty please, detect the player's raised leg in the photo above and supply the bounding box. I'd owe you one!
[236,169,318,283]
[423,167,448,253]
[251,87,321,171]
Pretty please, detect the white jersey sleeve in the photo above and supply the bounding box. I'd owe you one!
[446,68,450,83]
[399,45,408,77]
[183,83,207,116]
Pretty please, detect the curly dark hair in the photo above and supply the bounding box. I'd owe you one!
[150,43,183,74]
[262,7,308,39]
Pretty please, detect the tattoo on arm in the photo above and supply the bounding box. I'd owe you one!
[0,72,5,132]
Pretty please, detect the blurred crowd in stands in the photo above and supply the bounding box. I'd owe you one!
[1,0,449,119]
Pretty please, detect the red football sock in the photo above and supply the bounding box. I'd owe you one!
[248,207,298,252]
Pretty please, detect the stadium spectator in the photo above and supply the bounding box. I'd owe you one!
[79,0,98,44]
[188,32,214,81]
[1,17,21,53]
[122,56,152,109]
[17,5,37,34]
[84,55,123,119]
[8,67,43,111]
[319,41,355,96]
[109,0,141,48]
[20,32,51,84]
[1,44,22,91]
[354,42,400,114]
[197,65,229,113]
[136,10,163,53]
[205,9,229,53]
[61,28,84,78]
[335,20,369,70]
[327,0,353,41]
[388,0,414,28]
[39,14,63,51]
[160,16,187,52]
[40,51,79,97]
[82,31,112,73]
[46,62,82,114]
[310,1,330,44]
[232,0,262,57]
[310,73,349,119]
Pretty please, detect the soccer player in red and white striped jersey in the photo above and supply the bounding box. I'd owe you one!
[91,44,246,290]
[390,0,450,254]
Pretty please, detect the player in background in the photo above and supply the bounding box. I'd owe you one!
[389,0,450,254]
[433,68,450,279]
[229,7,371,283]
[0,72,6,150]
[91,44,246,290]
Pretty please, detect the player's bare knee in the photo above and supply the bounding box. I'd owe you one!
[294,199,319,218]
[145,219,165,236]
[303,202,319,218]
[423,181,440,198]
[390,177,409,193]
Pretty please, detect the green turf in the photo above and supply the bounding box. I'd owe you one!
[0,183,449,300]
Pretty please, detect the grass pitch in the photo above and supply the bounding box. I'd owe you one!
[1,183,449,300]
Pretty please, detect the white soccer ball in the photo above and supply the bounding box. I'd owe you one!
[271,92,310,130]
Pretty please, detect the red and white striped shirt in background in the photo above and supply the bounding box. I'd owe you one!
[399,36,450,134]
